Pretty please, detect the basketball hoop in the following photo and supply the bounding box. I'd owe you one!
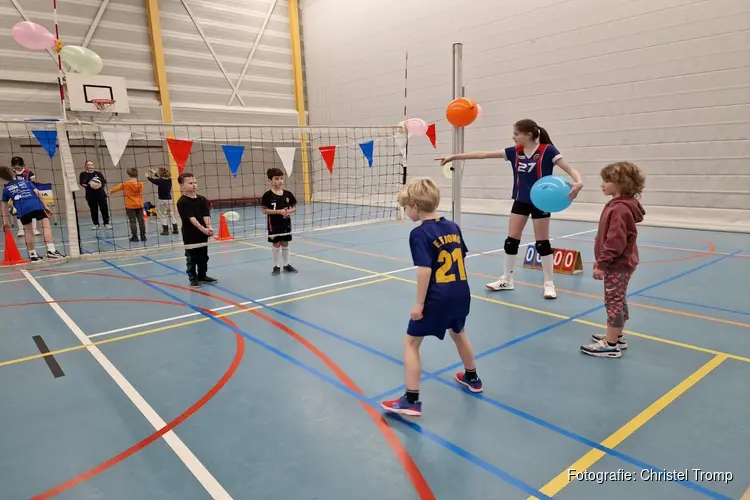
[91,98,116,114]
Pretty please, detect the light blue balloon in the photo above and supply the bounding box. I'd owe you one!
[530,176,572,213]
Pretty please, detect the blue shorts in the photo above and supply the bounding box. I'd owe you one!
[407,305,469,340]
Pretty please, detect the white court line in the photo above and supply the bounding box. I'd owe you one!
[87,227,598,339]
[22,270,232,500]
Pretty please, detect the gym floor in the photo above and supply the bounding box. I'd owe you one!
[0,213,748,500]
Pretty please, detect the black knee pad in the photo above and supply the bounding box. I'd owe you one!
[535,239,553,256]
[504,237,520,255]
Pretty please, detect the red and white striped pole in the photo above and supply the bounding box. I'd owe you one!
[53,0,66,119]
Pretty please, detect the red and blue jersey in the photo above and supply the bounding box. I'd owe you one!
[2,179,44,218]
[504,144,562,204]
[409,217,470,312]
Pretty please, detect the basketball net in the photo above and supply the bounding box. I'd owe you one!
[91,98,116,115]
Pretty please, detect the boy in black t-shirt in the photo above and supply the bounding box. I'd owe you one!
[176,172,218,287]
[260,167,298,276]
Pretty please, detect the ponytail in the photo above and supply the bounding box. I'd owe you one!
[538,126,552,145]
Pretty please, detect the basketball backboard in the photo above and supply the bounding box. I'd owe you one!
[65,74,130,114]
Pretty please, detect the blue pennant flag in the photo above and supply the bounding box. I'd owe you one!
[359,140,374,167]
[32,130,58,159]
[221,144,245,178]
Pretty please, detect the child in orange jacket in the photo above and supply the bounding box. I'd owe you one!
[110,167,146,242]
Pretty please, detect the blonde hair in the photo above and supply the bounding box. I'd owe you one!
[398,177,440,213]
[601,162,645,198]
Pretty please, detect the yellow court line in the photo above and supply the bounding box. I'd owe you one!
[528,354,727,499]
[238,242,750,364]
[0,244,261,285]
[0,276,393,370]
[298,237,750,329]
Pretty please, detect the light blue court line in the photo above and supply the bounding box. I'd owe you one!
[104,258,549,499]
[636,293,750,317]
[141,256,732,500]
[372,250,743,400]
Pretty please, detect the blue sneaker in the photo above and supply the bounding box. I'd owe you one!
[381,394,422,417]
[581,339,622,358]
[455,372,483,393]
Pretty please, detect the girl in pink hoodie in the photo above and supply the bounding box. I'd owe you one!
[581,162,646,359]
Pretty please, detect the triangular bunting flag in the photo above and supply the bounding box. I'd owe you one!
[32,130,57,159]
[319,145,336,174]
[166,138,193,173]
[275,147,296,176]
[359,140,374,167]
[394,133,407,159]
[221,144,245,178]
[102,129,131,167]
[426,123,436,148]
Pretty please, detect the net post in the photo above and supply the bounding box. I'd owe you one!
[56,120,81,258]
[451,43,464,226]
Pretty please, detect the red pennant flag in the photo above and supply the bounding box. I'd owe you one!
[426,123,436,148]
[167,138,193,173]
[319,145,336,174]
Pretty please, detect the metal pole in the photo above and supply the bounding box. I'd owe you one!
[451,43,464,225]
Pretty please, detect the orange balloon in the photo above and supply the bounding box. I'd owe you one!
[446,97,478,127]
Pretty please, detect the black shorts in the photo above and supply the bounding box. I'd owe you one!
[511,200,550,219]
[268,231,292,243]
[20,209,47,226]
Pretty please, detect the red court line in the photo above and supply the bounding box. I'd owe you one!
[29,268,436,500]
[9,299,246,500]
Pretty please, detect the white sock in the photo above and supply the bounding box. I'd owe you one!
[272,247,280,265]
[282,247,290,266]
[29,249,38,257]
[46,242,56,253]
[541,254,554,283]
[504,254,516,280]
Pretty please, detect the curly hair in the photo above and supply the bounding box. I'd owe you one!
[601,161,645,198]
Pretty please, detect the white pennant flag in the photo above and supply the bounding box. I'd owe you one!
[394,132,407,159]
[102,129,131,167]
[275,146,296,176]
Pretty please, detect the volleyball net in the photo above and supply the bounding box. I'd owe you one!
[0,119,406,262]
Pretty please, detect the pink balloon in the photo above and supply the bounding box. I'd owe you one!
[475,104,484,119]
[405,118,428,137]
[12,21,55,51]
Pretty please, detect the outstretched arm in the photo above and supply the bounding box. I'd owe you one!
[435,150,507,166]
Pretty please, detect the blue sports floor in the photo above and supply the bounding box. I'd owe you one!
[0,213,748,500]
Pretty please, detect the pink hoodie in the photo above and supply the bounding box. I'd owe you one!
[594,196,646,273]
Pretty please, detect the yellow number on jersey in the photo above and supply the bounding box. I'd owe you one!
[435,247,467,283]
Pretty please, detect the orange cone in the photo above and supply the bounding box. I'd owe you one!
[214,212,233,241]
[2,226,28,266]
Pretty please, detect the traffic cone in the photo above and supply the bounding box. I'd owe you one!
[214,212,233,241]
[2,226,28,265]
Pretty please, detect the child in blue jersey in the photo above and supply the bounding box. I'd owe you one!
[11,156,40,237]
[437,119,584,300]
[381,177,482,417]
[1,166,64,262]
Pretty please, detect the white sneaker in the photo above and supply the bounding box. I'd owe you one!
[33,229,40,236]
[17,229,24,237]
[486,276,514,291]
[543,281,557,299]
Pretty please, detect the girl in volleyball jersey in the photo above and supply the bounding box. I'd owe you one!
[437,119,583,299]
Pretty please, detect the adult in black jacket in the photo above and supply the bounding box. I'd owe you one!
[79,160,110,229]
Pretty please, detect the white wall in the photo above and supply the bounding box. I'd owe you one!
[299,0,750,232]
[1,0,299,126]
[159,0,299,125]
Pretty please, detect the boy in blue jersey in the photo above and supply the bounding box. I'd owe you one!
[1,166,64,262]
[381,177,482,417]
